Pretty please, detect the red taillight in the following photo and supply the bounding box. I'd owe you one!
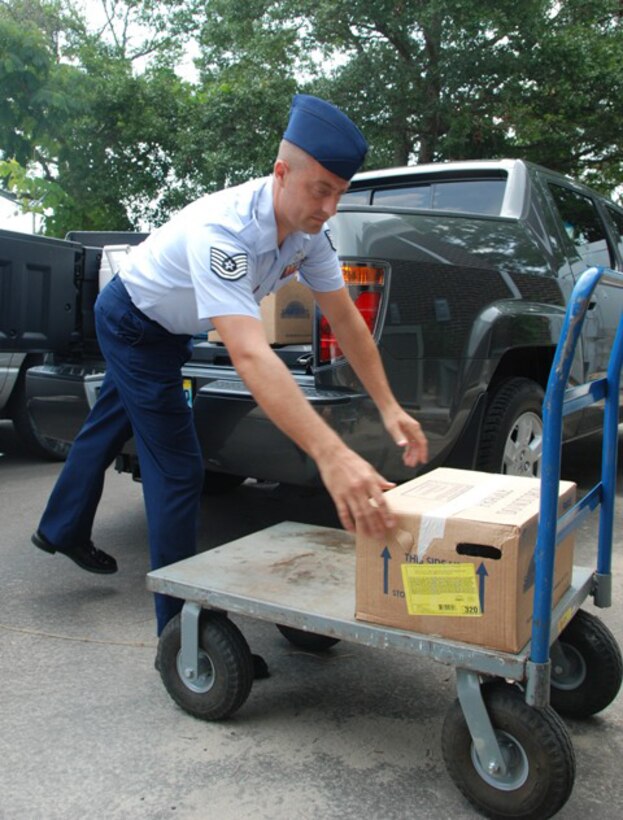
[355,290,381,332]
[318,262,386,364]
[319,314,338,363]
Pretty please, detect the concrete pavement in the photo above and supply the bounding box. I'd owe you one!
[1,420,622,820]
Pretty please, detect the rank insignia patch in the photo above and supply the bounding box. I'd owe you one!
[210,248,248,280]
[324,228,336,251]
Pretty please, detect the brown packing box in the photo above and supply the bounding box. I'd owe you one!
[209,279,314,345]
[356,468,576,653]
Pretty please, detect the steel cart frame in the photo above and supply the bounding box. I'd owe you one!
[148,266,623,819]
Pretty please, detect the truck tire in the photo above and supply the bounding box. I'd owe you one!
[476,378,544,476]
[9,360,70,461]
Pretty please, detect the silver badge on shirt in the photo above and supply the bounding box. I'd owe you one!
[211,248,249,281]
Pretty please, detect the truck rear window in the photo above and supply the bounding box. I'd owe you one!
[341,178,507,216]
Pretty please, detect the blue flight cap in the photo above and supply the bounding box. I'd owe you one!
[283,94,368,181]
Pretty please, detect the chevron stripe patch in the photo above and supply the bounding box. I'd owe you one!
[210,247,249,280]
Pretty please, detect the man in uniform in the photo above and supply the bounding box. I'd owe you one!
[32,94,428,636]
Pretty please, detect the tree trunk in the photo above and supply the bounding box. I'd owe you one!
[417,16,443,165]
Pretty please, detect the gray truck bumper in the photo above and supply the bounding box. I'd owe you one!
[192,378,369,485]
[25,364,374,486]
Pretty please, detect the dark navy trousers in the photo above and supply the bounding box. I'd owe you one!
[37,275,204,634]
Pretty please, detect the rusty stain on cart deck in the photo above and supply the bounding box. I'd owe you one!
[269,529,355,586]
[147,521,357,608]
[272,527,355,553]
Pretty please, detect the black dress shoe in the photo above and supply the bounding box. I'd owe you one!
[31,531,118,574]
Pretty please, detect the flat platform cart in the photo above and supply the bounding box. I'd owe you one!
[148,266,623,819]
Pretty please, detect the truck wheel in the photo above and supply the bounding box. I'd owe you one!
[156,611,254,720]
[477,378,544,476]
[202,471,246,495]
[550,609,622,718]
[276,624,340,651]
[442,683,575,819]
[9,361,70,461]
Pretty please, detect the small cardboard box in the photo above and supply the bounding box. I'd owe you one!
[356,468,576,652]
[209,279,314,345]
[261,279,314,345]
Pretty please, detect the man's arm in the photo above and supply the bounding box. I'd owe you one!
[212,314,399,537]
[313,287,428,466]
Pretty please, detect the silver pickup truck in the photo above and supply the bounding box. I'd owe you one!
[3,159,623,487]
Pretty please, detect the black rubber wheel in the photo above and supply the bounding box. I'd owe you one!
[276,624,340,651]
[202,471,246,495]
[550,609,623,718]
[442,683,575,819]
[156,611,254,720]
[476,378,544,476]
[9,358,70,461]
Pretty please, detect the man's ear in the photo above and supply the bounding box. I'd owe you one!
[273,158,288,187]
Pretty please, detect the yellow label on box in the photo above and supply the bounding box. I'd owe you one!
[401,563,482,617]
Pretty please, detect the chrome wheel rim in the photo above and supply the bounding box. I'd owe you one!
[503,411,543,476]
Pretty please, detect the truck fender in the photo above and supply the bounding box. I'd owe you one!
[464,299,584,386]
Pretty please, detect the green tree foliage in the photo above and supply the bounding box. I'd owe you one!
[501,1,623,192]
[278,0,623,182]
[186,0,301,187]
[0,0,195,234]
[1,0,622,237]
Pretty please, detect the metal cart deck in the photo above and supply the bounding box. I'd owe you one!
[148,266,623,820]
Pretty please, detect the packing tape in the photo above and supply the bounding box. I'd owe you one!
[417,481,501,559]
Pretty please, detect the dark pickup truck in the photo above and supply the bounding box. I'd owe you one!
[2,159,622,488]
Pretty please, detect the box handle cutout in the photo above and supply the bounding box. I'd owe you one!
[456,543,502,560]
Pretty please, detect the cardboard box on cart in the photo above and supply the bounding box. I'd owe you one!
[209,279,314,345]
[356,468,576,653]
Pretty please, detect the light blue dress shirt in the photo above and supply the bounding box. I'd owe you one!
[119,176,343,335]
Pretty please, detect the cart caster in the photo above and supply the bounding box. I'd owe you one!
[276,624,340,652]
[550,608,622,718]
[156,611,254,720]
[442,683,575,819]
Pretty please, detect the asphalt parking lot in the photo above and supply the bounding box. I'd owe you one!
[1,420,622,820]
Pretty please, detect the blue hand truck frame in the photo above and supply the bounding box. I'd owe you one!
[527,265,623,705]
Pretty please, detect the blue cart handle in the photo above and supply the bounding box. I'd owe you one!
[531,266,623,668]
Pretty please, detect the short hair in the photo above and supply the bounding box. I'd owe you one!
[276,139,315,172]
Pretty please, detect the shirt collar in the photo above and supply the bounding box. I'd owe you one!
[253,177,280,254]
[244,176,311,255]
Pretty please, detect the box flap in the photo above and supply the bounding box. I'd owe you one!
[386,468,575,533]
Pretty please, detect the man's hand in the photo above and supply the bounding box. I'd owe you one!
[382,406,428,467]
[212,315,418,539]
[317,447,397,538]
[312,290,429,470]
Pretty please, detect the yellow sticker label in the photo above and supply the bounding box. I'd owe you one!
[401,563,482,617]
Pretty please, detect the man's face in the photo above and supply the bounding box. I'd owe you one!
[275,156,350,236]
